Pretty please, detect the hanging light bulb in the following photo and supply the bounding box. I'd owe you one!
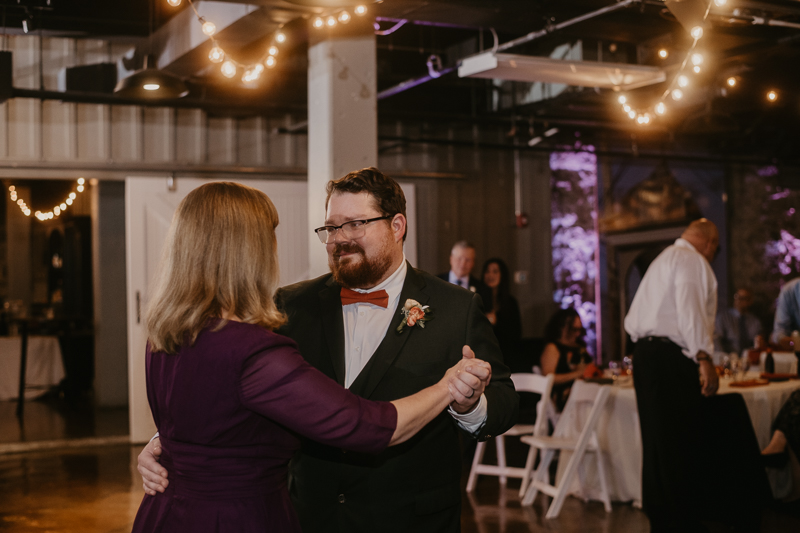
[77,185,85,193]
[275,32,286,44]
[60,203,67,210]
[628,110,636,119]
[727,77,736,87]
[208,46,225,63]
[339,11,351,23]
[69,192,77,199]
[655,102,666,115]
[672,89,683,100]
[202,21,216,36]
[78,178,85,185]
[313,17,324,29]
[326,16,337,27]
[678,75,689,87]
[66,198,73,206]
[693,65,701,74]
[167,0,181,6]
[691,26,704,40]
[714,0,727,5]
[265,56,277,68]
[658,49,668,59]
[8,186,14,192]
[242,67,260,83]
[691,53,703,66]
[623,104,631,113]
[221,60,237,78]
[355,5,367,16]
[268,46,279,56]
[54,206,61,216]
[767,90,778,102]
[618,95,627,104]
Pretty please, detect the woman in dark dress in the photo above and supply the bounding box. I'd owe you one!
[481,258,522,363]
[540,308,592,412]
[130,182,486,533]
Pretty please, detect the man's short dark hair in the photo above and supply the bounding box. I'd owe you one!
[325,167,407,240]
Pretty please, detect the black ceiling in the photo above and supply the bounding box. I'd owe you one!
[3,0,800,163]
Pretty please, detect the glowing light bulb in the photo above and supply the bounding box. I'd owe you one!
[727,77,736,87]
[693,66,701,74]
[69,192,77,199]
[167,0,181,6]
[339,11,351,23]
[8,186,14,192]
[60,203,66,210]
[313,17,324,29]
[636,115,645,124]
[208,46,225,63]
[143,83,160,91]
[628,110,636,119]
[691,53,703,66]
[767,90,778,102]
[678,75,689,87]
[672,89,683,100]
[623,104,631,113]
[714,0,727,6]
[78,178,85,185]
[326,16,337,27]
[77,185,85,193]
[275,32,286,43]
[202,21,216,36]
[658,49,668,59]
[618,95,627,104]
[268,46,278,56]
[355,5,367,16]
[265,56,276,68]
[16,199,23,206]
[656,102,666,115]
[66,198,73,206]
[221,60,237,78]
[691,26,704,40]
[54,206,61,216]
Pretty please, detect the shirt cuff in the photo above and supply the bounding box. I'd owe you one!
[448,394,488,434]
[150,432,160,443]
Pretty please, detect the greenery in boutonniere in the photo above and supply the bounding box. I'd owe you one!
[396,298,433,333]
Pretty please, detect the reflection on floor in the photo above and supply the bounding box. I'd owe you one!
[2,442,800,533]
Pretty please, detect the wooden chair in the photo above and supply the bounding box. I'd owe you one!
[466,373,554,496]
[520,380,612,518]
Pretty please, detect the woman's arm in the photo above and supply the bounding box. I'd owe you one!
[540,343,583,384]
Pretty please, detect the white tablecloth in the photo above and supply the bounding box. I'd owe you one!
[0,336,64,401]
[555,375,800,505]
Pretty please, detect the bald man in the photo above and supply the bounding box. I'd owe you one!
[624,219,720,533]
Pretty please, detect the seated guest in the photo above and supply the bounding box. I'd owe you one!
[714,288,762,353]
[540,308,591,411]
[772,278,800,351]
[437,241,492,308]
[762,389,800,507]
[481,258,521,362]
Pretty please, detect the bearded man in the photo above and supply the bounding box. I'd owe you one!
[138,167,518,533]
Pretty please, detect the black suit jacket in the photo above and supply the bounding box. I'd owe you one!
[436,271,493,311]
[276,265,518,533]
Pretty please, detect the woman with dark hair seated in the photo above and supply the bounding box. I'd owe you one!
[540,308,592,411]
[481,258,522,364]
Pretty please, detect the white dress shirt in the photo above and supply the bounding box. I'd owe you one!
[343,257,487,432]
[624,238,717,361]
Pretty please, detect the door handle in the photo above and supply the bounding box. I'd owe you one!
[136,291,141,324]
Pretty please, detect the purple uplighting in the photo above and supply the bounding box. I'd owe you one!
[550,150,600,358]
[766,229,800,276]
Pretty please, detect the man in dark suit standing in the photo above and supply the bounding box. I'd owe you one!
[138,168,518,533]
[437,241,492,308]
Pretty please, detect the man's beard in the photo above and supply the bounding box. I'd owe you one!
[329,242,393,289]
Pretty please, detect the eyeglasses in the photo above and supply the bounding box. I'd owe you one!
[314,215,394,244]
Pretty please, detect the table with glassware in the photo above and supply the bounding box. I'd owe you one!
[554,370,800,507]
[0,336,64,401]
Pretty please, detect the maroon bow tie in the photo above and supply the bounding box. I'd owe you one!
[340,288,389,308]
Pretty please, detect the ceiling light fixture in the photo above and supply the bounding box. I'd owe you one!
[114,55,189,99]
[727,76,736,87]
[767,90,778,102]
[658,49,668,59]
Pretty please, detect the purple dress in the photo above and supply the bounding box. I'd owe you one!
[131,320,397,533]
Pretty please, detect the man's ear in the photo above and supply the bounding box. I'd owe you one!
[391,214,407,242]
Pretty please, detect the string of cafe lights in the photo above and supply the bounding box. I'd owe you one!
[8,178,87,221]
[165,0,371,84]
[617,0,779,126]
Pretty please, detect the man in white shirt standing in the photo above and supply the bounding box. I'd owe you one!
[624,218,719,533]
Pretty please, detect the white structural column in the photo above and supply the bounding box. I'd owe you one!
[307,20,377,277]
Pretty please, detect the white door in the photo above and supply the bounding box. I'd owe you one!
[125,176,309,443]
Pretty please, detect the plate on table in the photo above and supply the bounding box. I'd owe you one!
[729,379,769,388]
[760,373,798,382]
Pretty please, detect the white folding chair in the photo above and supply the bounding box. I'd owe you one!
[520,380,612,519]
[466,373,554,495]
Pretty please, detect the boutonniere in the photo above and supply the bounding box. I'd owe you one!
[396,299,433,333]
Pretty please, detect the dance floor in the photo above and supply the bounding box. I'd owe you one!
[1,401,800,532]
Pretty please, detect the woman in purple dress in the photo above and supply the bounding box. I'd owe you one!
[130,182,486,533]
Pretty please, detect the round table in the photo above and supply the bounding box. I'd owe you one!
[554,374,800,506]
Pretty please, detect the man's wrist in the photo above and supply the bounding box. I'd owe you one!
[696,352,712,363]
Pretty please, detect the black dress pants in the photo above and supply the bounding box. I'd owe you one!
[633,338,707,533]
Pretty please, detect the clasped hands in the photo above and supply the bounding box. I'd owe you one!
[446,345,492,414]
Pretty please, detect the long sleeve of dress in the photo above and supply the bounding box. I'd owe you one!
[238,346,397,454]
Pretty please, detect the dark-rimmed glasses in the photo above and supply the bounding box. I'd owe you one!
[314,215,394,244]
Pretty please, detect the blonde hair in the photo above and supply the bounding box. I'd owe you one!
[146,182,286,353]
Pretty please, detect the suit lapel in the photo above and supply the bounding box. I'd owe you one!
[349,265,429,398]
[319,278,347,386]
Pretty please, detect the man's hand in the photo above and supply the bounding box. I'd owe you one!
[449,345,492,413]
[138,437,168,495]
[699,359,719,396]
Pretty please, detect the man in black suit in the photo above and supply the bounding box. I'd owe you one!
[437,241,492,308]
[138,168,518,533]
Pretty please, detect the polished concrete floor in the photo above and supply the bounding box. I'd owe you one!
[2,399,800,532]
